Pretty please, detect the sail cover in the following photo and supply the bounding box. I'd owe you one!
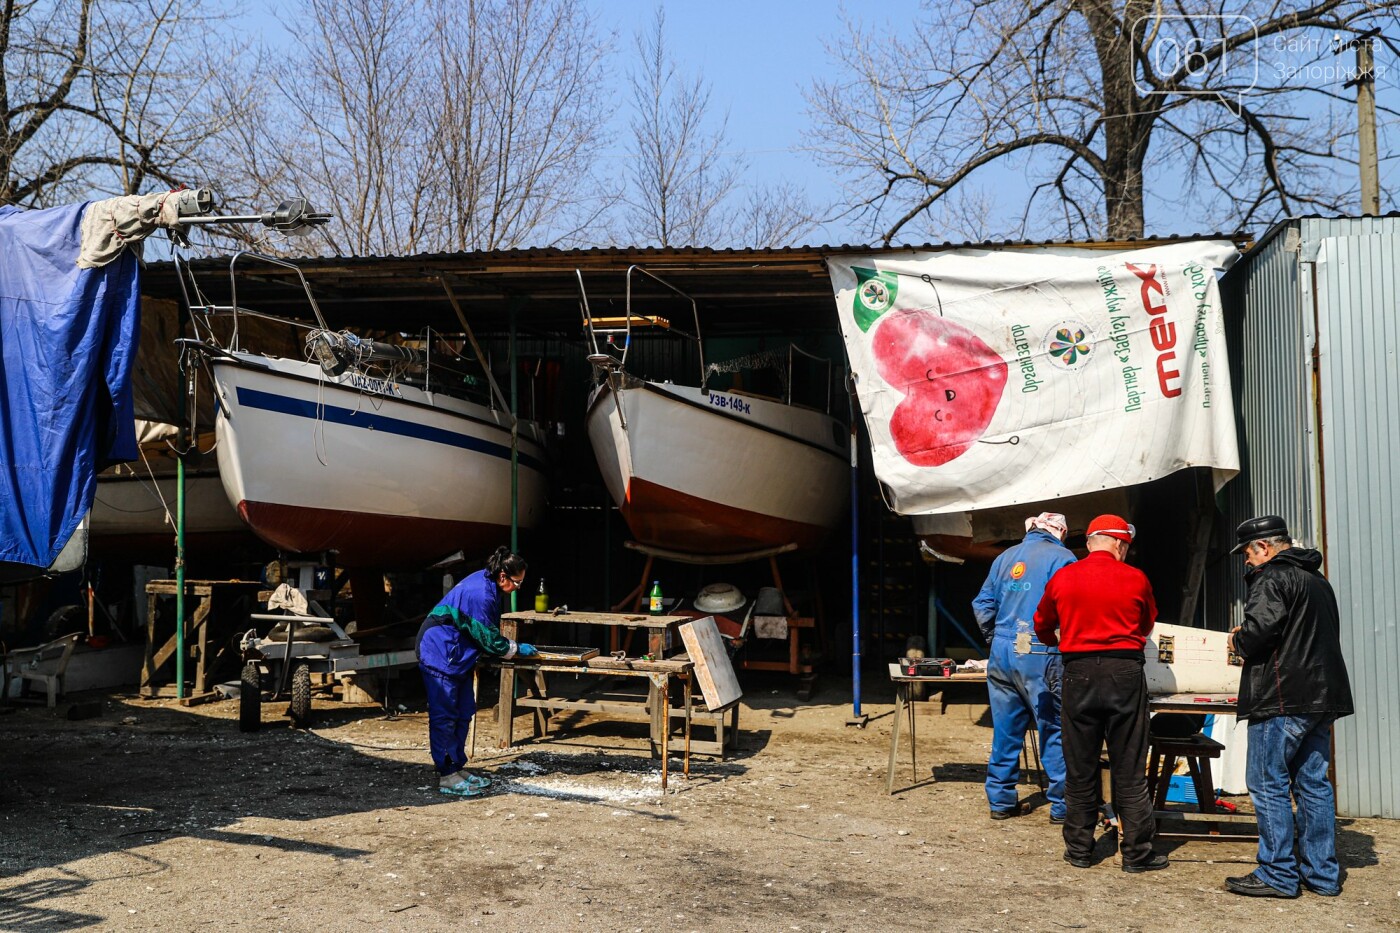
[828,241,1240,514]
[1,203,141,569]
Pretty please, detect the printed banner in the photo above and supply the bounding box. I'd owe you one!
[828,242,1240,514]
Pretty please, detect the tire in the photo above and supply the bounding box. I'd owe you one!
[289,662,312,728]
[239,661,261,733]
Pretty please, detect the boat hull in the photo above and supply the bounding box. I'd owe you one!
[587,381,847,555]
[213,354,547,568]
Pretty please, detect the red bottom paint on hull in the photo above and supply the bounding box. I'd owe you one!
[239,501,509,568]
[621,478,831,555]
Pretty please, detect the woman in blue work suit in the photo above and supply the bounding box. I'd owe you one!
[416,546,538,797]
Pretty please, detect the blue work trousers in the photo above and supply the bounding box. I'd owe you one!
[985,635,1065,817]
[422,667,478,777]
[1247,713,1341,896]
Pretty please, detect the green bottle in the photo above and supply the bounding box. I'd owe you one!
[648,580,663,615]
[535,578,549,613]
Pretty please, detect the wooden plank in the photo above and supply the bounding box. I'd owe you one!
[514,697,651,717]
[679,616,742,712]
[502,610,687,630]
[531,646,601,663]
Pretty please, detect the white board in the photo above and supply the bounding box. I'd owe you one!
[1144,621,1242,696]
[679,616,742,712]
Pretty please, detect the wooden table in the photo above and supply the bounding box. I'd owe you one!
[497,610,690,758]
[488,654,695,789]
[141,580,263,697]
[885,662,989,794]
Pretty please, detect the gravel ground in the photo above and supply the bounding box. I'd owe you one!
[1,676,1395,932]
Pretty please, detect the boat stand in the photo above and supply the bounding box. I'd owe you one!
[612,540,821,699]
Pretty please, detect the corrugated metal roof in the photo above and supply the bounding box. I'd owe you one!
[142,232,1248,335]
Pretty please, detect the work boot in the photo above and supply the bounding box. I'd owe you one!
[1122,854,1169,873]
[1225,873,1299,898]
[1063,852,1091,869]
[989,802,1026,820]
[438,773,484,797]
[1301,880,1341,897]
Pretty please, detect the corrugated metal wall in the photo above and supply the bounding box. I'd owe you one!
[1217,223,1315,626]
[1223,216,1400,818]
[1310,227,1400,819]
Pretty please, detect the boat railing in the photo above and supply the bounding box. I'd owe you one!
[576,266,704,385]
[226,252,330,351]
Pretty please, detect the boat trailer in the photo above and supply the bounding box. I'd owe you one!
[238,612,419,731]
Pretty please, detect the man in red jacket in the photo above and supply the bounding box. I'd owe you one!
[1034,514,1167,873]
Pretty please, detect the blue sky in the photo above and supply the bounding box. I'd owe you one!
[584,0,927,244]
[237,0,1392,246]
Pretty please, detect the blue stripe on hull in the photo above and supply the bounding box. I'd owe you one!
[234,386,546,473]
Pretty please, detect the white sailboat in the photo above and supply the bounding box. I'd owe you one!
[186,253,547,569]
[580,267,847,556]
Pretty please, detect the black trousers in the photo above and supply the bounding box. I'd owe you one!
[1060,654,1155,865]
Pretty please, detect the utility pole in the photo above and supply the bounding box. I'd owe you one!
[1343,32,1381,214]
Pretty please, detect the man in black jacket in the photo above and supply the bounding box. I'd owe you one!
[1224,515,1354,899]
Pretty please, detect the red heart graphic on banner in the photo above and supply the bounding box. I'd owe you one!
[871,309,1008,467]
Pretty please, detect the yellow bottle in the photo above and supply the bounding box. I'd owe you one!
[535,578,549,613]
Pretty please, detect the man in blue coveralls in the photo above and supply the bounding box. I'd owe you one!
[973,512,1075,821]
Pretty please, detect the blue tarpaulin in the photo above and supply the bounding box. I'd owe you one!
[1,202,140,570]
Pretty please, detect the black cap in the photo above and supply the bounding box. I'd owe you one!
[1231,515,1289,554]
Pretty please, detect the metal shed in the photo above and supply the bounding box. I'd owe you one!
[1220,214,1400,819]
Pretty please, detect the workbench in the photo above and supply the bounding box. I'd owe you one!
[141,580,264,697]
[495,611,695,785]
[885,662,989,794]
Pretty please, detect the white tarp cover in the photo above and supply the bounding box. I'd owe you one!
[828,242,1240,515]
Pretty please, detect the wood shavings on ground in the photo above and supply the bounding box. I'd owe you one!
[501,774,680,804]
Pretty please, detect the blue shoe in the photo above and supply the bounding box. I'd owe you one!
[455,770,492,790]
[438,774,485,798]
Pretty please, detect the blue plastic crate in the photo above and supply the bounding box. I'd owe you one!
[1165,773,1221,805]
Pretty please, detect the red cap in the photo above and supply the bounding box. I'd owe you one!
[1086,514,1135,543]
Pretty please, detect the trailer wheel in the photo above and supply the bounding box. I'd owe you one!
[289,662,312,728]
[239,661,261,733]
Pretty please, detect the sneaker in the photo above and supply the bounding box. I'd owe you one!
[1122,854,1170,873]
[438,774,485,798]
[989,804,1025,820]
[1049,813,1066,825]
[1063,852,1092,869]
[453,770,492,790]
[1224,873,1298,897]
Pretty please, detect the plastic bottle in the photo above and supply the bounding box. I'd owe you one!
[535,578,549,613]
[648,580,663,615]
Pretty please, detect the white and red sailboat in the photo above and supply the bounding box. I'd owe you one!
[187,253,547,569]
[580,267,847,556]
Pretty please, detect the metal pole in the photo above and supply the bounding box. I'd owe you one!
[849,380,862,720]
[175,346,191,699]
[510,303,519,613]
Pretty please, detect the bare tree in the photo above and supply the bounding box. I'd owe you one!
[623,8,818,248]
[1,0,251,207]
[808,0,1400,243]
[229,0,613,256]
